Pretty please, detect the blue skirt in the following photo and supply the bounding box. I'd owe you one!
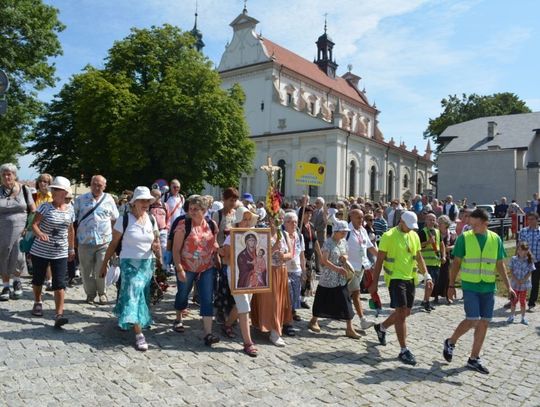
[114,258,154,330]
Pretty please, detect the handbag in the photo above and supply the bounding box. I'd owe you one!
[342,259,355,282]
[19,230,35,253]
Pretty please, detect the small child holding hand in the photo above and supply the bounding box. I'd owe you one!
[507,241,534,325]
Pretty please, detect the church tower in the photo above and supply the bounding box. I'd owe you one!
[190,3,205,52]
[314,17,338,78]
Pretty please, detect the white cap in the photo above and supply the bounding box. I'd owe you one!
[211,201,224,212]
[333,220,350,233]
[256,206,267,221]
[130,186,156,204]
[49,176,71,192]
[234,206,258,227]
[401,211,419,229]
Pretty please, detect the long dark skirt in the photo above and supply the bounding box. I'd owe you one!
[432,261,450,298]
[312,284,354,320]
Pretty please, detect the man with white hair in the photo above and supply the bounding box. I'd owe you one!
[74,175,118,305]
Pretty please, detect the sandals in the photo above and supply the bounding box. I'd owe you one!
[173,320,185,333]
[222,324,236,338]
[31,302,43,317]
[243,343,258,357]
[204,333,220,347]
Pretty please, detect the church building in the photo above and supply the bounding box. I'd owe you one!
[209,7,433,202]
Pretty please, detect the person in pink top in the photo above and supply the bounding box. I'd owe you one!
[149,188,168,271]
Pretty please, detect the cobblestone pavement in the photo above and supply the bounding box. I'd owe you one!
[0,275,538,406]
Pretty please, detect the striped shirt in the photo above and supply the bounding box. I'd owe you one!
[373,217,388,237]
[518,227,540,262]
[30,203,75,259]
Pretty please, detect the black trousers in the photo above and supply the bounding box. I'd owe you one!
[528,262,540,307]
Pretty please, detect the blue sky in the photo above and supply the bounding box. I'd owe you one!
[18,0,540,179]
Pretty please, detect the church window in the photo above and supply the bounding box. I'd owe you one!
[287,93,292,105]
[309,157,319,197]
[349,160,356,197]
[278,159,286,196]
[387,170,394,200]
[403,173,409,188]
[370,165,377,200]
[310,102,315,115]
[417,177,423,194]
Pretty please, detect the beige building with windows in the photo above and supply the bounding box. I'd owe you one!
[206,7,434,202]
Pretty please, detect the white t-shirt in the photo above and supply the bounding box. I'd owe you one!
[347,222,374,270]
[114,213,158,259]
[286,232,305,275]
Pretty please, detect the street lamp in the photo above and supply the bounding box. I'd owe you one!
[0,69,9,115]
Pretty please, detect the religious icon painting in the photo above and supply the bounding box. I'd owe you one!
[230,228,272,294]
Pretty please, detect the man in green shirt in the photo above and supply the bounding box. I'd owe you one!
[443,208,515,374]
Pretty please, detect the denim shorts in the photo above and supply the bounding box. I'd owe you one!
[463,290,495,321]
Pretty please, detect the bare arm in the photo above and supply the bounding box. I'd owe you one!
[32,212,48,241]
[368,250,386,293]
[99,230,122,277]
[497,259,516,298]
[173,227,186,281]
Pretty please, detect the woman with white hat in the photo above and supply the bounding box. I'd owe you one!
[99,186,161,351]
[30,176,75,328]
[308,220,358,339]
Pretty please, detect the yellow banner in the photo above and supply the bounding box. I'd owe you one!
[295,161,326,186]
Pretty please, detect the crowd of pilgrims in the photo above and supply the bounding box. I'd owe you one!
[1,163,534,356]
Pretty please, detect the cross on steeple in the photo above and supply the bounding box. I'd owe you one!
[243,0,248,14]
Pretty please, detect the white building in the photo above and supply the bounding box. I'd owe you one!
[437,112,540,204]
[207,8,433,202]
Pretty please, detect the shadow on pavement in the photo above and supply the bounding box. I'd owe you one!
[356,360,467,385]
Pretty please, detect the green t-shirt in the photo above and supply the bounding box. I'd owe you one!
[379,227,421,280]
[452,232,506,293]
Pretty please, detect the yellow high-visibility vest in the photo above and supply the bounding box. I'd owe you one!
[461,230,498,283]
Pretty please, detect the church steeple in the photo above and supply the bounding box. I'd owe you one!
[315,14,338,78]
[190,1,205,52]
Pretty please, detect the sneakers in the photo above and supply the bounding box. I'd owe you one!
[86,295,95,304]
[443,338,455,362]
[398,349,417,365]
[135,334,148,351]
[283,325,296,337]
[54,314,68,328]
[31,302,44,317]
[0,286,10,301]
[360,317,375,330]
[467,357,489,374]
[527,305,535,313]
[98,294,108,305]
[269,330,286,347]
[521,317,529,326]
[420,301,432,313]
[12,280,23,299]
[45,280,53,291]
[507,315,515,324]
[374,323,387,346]
[300,301,310,309]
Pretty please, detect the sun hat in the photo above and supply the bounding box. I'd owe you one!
[65,188,73,199]
[130,186,156,204]
[234,206,259,227]
[241,192,255,203]
[332,220,350,233]
[49,176,71,192]
[401,211,419,229]
[211,201,224,212]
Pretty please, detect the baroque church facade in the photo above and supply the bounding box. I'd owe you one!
[207,7,433,202]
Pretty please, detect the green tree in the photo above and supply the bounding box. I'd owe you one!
[31,25,255,193]
[425,92,531,153]
[0,0,64,163]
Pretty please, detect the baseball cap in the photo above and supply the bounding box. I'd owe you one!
[401,211,419,229]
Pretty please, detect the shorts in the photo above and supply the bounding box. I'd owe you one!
[388,279,415,309]
[463,290,495,321]
[348,268,365,292]
[510,289,527,307]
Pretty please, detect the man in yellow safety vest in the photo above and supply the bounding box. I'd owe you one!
[443,208,515,374]
[369,211,432,366]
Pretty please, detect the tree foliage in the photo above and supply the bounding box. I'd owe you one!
[0,0,64,163]
[30,25,255,193]
[425,92,531,153]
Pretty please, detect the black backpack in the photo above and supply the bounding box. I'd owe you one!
[116,212,156,256]
[166,214,217,251]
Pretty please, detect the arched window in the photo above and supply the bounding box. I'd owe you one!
[308,157,319,197]
[277,159,286,196]
[370,165,377,200]
[403,173,409,188]
[417,177,423,194]
[349,160,356,197]
[387,170,394,200]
